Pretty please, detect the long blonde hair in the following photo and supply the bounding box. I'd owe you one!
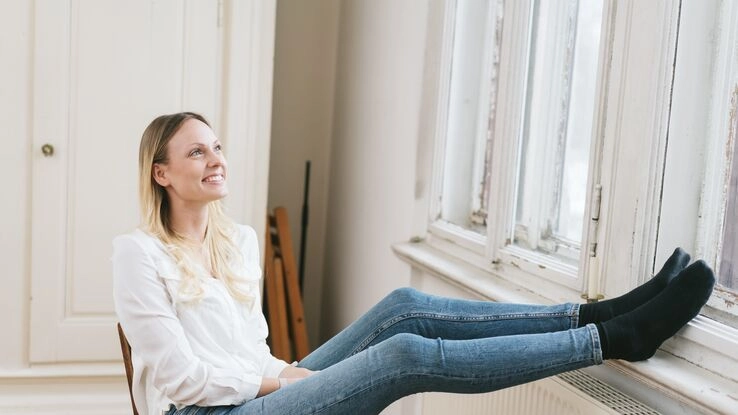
[138,112,253,305]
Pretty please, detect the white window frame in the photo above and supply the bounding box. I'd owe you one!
[487,0,592,294]
[428,0,500,257]
[512,0,589,266]
[429,0,596,297]
[414,0,738,412]
[656,0,738,382]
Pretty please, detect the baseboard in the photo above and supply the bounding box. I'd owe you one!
[0,374,131,415]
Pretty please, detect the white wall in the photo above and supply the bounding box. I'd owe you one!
[270,0,430,343]
[269,0,341,348]
[269,3,429,412]
[319,0,429,340]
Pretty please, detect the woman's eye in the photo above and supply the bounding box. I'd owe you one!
[214,144,222,152]
[189,149,203,157]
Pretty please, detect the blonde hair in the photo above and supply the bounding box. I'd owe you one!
[138,112,253,305]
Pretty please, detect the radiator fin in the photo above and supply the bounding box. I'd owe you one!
[557,371,660,415]
[418,370,661,415]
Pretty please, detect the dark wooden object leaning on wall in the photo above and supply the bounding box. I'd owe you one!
[264,207,311,362]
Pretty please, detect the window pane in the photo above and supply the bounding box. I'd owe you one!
[719,138,738,291]
[440,0,501,235]
[706,115,738,327]
[513,0,603,265]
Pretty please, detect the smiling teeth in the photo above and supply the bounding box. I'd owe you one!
[203,175,224,182]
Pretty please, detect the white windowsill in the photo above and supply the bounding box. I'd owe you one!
[393,240,738,415]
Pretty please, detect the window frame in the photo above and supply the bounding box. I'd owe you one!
[429,0,594,295]
[428,0,500,250]
[418,0,738,409]
[656,0,738,362]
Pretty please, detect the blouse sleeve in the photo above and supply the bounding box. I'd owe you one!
[112,233,264,405]
[238,224,292,377]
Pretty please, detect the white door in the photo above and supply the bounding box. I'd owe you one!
[29,0,222,363]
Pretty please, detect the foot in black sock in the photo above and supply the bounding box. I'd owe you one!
[579,247,690,327]
[597,260,715,361]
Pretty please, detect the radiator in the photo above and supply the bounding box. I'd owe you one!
[418,370,660,415]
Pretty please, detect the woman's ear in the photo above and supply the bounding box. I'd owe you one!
[152,163,170,187]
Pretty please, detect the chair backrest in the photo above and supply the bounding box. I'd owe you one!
[117,323,140,415]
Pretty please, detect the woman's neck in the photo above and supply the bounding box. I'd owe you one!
[168,201,209,243]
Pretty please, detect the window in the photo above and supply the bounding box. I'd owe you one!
[436,0,502,237]
[513,0,603,266]
[423,0,738,397]
[716,143,738,325]
[659,0,738,328]
[433,0,604,291]
[720,139,738,291]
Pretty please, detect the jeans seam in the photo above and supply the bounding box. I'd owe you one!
[586,323,603,364]
[308,356,596,415]
[350,310,577,356]
[570,302,581,329]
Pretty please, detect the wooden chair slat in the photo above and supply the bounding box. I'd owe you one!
[273,207,310,360]
[117,323,139,415]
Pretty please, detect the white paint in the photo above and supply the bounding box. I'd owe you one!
[0,376,130,415]
[29,0,223,363]
[656,0,717,263]
[269,0,341,349]
[219,0,278,247]
[0,0,276,409]
[420,379,620,415]
[318,0,428,341]
[595,0,680,297]
[393,0,738,413]
[0,0,32,371]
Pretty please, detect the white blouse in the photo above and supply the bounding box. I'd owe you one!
[112,225,289,415]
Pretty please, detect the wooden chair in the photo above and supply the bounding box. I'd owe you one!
[264,207,310,362]
[117,323,139,415]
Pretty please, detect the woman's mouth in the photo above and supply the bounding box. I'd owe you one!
[202,174,224,183]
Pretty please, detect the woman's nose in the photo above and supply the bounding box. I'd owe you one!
[207,151,225,166]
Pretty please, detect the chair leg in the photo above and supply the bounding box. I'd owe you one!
[117,323,140,415]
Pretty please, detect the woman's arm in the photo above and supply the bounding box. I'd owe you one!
[113,233,265,405]
[256,367,317,397]
[278,365,316,379]
[257,377,280,397]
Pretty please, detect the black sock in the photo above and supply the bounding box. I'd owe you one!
[578,247,689,327]
[597,260,715,361]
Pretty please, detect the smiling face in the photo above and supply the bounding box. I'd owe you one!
[152,118,228,208]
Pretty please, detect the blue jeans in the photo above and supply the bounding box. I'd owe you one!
[167,287,603,415]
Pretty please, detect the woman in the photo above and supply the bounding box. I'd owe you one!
[113,112,715,415]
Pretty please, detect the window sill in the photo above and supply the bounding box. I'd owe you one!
[393,240,738,415]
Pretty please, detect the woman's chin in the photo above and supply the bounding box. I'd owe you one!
[204,184,229,200]
[200,190,228,203]
[212,190,228,201]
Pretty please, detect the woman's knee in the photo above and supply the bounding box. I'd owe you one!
[380,333,425,355]
[383,287,423,306]
[372,333,434,367]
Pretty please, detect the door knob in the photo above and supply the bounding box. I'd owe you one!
[41,144,54,157]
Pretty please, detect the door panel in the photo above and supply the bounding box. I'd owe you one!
[30,0,220,362]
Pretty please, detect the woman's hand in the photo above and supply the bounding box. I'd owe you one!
[278,365,319,388]
[257,365,318,397]
[278,365,316,379]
